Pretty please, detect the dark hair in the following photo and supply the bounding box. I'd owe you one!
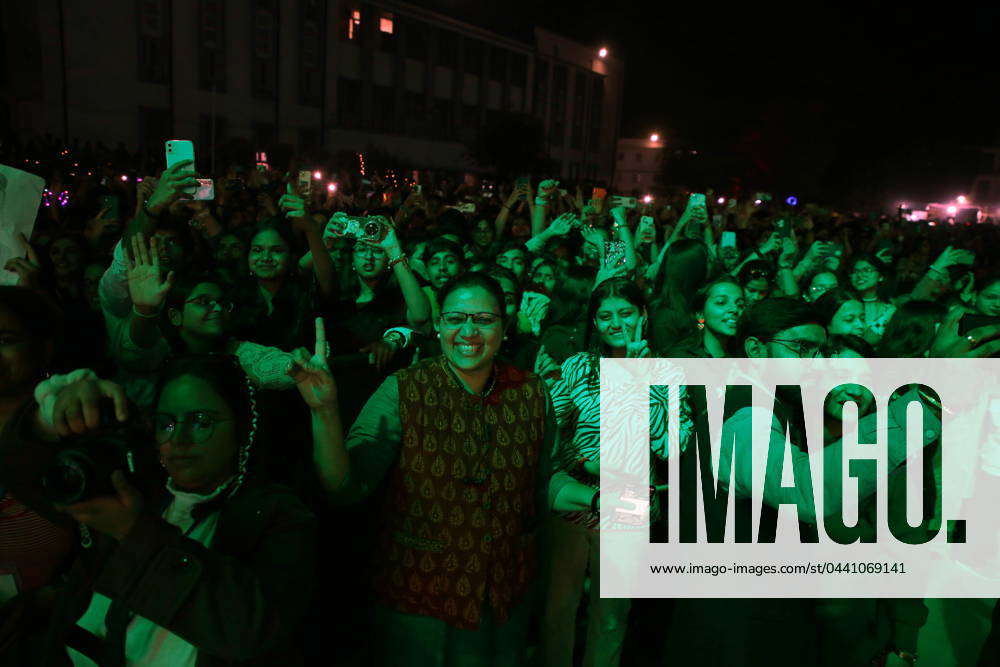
[978,274,1000,295]
[528,258,559,294]
[692,277,743,314]
[652,239,709,314]
[425,238,466,268]
[875,300,947,358]
[544,264,596,327]
[436,272,508,323]
[737,297,822,354]
[496,241,528,258]
[250,221,298,257]
[0,286,61,343]
[822,334,875,358]
[0,286,62,372]
[738,259,775,286]
[486,265,521,309]
[848,253,890,281]
[584,277,649,352]
[813,288,860,329]
[154,355,256,479]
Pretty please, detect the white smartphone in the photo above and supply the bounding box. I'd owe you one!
[165,140,196,195]
[194,178,215,201]
[721,231,737,248]
[611,195,637,209]
[688,193,707,208]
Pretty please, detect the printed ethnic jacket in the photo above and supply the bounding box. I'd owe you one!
[371,357,551,630]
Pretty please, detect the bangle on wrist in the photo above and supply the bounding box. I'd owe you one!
[535,196,550,207]
[132,304,162,319]
[893,649,918,664]
[387,253,409,270]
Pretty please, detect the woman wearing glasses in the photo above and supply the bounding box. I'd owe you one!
[8,355,317,666]
[667,297,932,666]
[107,234,298,410]
[304,272,556,666]
[847,254,896,345]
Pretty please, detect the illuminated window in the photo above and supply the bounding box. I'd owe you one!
[379,14,393,34]
[347,10,360,40]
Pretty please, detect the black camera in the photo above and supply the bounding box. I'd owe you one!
[41,399,148,505]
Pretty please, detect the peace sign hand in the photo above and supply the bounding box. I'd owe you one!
[625,315,651,358]
[288,317,338,409]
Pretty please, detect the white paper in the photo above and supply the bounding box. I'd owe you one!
[0,165,44,285]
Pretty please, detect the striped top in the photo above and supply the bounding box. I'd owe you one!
[0,493,74,604]
[548,352,691,529]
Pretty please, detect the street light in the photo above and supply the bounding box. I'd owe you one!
[957,195,968,205]
[598,47,608,58]
[650,133,659,142]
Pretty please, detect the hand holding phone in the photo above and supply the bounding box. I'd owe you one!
[610,195,638,209]
[165,140,197,195]
[721,231,737,248]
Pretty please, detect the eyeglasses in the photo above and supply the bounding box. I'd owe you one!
[186,296,235,313]
[768,338,823,358]
[851,267,877,277]
[748,270,772,280]
[154,411,232,444]
[440,311,502,328]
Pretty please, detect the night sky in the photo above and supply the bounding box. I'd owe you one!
[430,1,999,207]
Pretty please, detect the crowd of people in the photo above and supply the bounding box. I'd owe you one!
[1,130,1000,666]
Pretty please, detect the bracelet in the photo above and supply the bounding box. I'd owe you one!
[132,304,162,319]
[894,649,918,664]
[535,197,550,207]
[387,253,409,270]
[590,489,600,514]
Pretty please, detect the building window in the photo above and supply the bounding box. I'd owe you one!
[136,0,171,84]
[251,0,277,99]
[198,0,226,92]
[551,65,567,147]
[346,9,361,40]
[298,127,319,150]
[589,76,604,151]
[571,71,586,150]
[373,86,396,132]
[299,0,324,107]
[379,14,393,34]
[403,18,426,60]
[199,114,227,155]
[509,53,527,89]
[488,47,506,82]
[464,40,483,76]
[533,59,549,119]
[432,100,454,139]
[252,121,275,149]
[437,30,458,68]
[337,78,363,129]
[138,106,171,153]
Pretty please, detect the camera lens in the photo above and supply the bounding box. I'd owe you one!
[363,221,381,240]
[42,451,94,505]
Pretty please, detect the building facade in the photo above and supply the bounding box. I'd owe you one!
[0,0,623,180]
[613,136,663,193]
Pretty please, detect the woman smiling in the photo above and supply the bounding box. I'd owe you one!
[304,272,557,666]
